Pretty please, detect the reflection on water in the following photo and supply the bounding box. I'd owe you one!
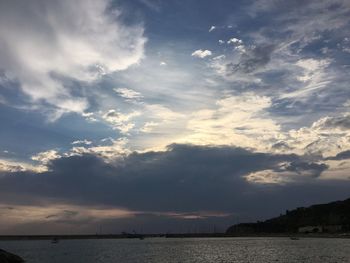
[1,237,349,263]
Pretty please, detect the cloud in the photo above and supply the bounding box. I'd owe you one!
[283,113,350,157]
[326,150,350,160]
[227,37,243,45]
[281,58,332,99]
[82,112,98,122]
[102,109,141,134]
[31,150,61,166]
[1,144,349,233]
[302,122,349,154]
[0,0,146,118]
[226,44,275,74]
[207,0,349,115]
[191,49,213,58]
[140,121,159,133]
[0,204,135,224]
[138,0,162,12]
[245,170,295,184]
[209,26,216,32]
[69,138,130,160]
[0,159,44,173]
[180,93,281,151]
[71,140,92,146]
[0,145,324,208]
[212,55,226,60]
[144,104,184,121]
[282,161,328,177]
[246,160,328,184]
[0,203,229,233]
[321,159,350,180]
[249,0,350,34]
[1,0,350,234]
[114,87,143,102]
[271,141,294,152]
[313,114,350,130]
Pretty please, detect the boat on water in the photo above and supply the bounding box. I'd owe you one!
[289,237,300,240]
[51,237,59,244]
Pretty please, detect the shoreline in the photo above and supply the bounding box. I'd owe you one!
[0,233,349,240]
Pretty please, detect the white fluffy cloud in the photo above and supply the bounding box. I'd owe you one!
[191,49,212,58]
[69,138,130,160]
[286,113,350,157]
[0,0,146,118]
[31,150,61,168]
[102,109,141,134]
[0,159,45,173]
[227,37,243,45]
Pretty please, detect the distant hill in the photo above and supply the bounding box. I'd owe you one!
[226,198,350,234]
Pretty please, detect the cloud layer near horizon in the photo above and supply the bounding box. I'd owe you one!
[1,144,350,233]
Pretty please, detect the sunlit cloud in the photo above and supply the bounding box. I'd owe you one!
[191,49,213,58]
[0,0,146,119]
[102,109,141,134]
[0,159,46,173]
[178,93,282,151]
[31,150,61,166]
[72,140,93,146]
[114,87,143,102]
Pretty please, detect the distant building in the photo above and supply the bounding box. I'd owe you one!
[298,225,323,233]
[323,225,343,233]
[228,223,256,234]
[298,225,345,233]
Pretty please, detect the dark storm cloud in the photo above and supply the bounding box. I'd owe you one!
[0,144,347,221]
[226,44,275,74]
[282,161,328,178]
[326,150,350,160]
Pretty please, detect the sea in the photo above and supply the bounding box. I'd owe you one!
[1,237,349,263]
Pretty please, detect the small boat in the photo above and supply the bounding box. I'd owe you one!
[289,237,299,240]
[51,237,59,244]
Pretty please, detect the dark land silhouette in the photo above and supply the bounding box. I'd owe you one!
[226,198,350,235]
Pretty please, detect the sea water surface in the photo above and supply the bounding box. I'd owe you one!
[1,237,349,263]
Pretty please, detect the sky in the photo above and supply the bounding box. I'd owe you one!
[0,0,350,234]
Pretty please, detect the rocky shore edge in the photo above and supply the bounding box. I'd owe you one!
[0,249,24,263]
